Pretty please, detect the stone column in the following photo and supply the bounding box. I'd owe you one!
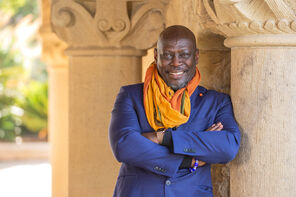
[39,0,68,196]
[229,39,296,197]
[51,0,168,196]
[203,0,296,196]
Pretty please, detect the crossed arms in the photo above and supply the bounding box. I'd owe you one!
[142,122,224,167]
[109,87,240,178]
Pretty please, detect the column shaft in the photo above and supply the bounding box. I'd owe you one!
[230,47,296,197]
[49,0,168,195]
[48,66,69,197]
[68,53,142,196]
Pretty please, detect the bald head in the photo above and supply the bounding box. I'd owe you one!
[154,25,199,91]
[157,25,197,50]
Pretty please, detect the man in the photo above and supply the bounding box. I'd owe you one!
[109,25,240,197]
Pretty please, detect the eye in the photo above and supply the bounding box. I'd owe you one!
[163,53,173,59]
[179,53,190,58]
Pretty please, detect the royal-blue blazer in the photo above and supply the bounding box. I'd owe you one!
[109,83,240,197]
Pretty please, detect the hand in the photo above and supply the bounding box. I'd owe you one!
[191,158,206,167]
[206,122,223,131]
[141,131,164,144]
[198,160,206,167]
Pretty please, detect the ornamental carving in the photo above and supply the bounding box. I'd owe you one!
[40,0,68,67]
[51,0,169,49]
[202,0,296,37]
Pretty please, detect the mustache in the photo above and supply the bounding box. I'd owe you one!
[165,67,187,72]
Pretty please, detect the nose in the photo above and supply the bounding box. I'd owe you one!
[172,55,180,67]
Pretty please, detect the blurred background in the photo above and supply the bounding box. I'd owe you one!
[0,0,51,196]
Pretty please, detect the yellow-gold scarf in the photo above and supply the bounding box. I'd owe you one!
[143,62,201,131]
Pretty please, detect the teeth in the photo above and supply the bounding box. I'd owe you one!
[170,72,183,75]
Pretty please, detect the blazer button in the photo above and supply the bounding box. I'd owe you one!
[165,180,171,185]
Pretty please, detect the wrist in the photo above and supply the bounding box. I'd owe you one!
[189,159,199,173]
[156,129,166,144]
[191,158,196,167]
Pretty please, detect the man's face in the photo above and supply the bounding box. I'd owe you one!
[155,37,198,91]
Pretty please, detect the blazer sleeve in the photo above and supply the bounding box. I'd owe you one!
[171,95,241,164]
[109,87,184,177]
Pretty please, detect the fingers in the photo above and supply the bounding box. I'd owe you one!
[216,122,223,131]
[206,123,218,131]
[206,122,223,131]
[206,124,215,131]
[198,160,206,167]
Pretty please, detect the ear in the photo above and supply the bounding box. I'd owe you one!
[195,48,199,64]
[154,48,158,64]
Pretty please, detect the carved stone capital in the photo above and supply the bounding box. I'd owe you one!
[40,0,68,68]
[51,0,168,50]
[39,25,68,67]
[202,0,296,47]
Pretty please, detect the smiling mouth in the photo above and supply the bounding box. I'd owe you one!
[170,71,183,75]
[168,71,185,79]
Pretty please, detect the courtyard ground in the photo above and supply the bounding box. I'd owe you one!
[0,160,51,197]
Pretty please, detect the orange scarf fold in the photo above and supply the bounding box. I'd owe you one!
[143,62,201,131]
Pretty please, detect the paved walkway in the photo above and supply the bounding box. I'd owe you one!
[0,160,51,197]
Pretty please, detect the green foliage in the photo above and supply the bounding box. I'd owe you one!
[0,0,39,21]
[0,0,26,13]
[0,115,18,140]
[0,0,48,141]
[0,61,24,87]
[0,48,22,69]
[0,38,24,140]
[0,51,23,141]
[0,47,48,141]
[0,51,48,141]
[18,81,48,133]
